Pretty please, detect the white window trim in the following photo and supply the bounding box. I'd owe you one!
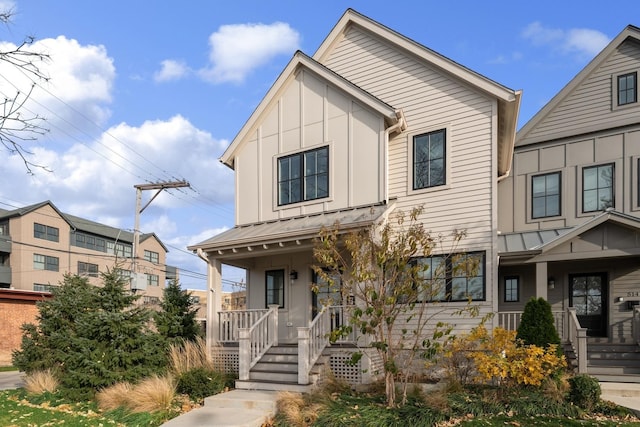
[611,70,638,111]
[273,142,334,211]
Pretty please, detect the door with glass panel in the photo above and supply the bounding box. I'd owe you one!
[569,273,607,337]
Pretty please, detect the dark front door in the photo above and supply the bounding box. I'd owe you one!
[569,273,607,337]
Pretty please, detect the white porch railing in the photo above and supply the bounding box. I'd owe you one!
[219,309,269,342]
[567,307,588,373]
[298,306,330,384]
[238,305,279,381]
[633,307,640,345]
[497,311,566,341]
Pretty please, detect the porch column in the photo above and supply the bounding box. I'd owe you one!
[535,261,548,300]
[206,258,223,355]
[298,327,310,385]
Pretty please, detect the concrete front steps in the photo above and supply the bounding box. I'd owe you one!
[235,344,328,392]
[587,341,640,383]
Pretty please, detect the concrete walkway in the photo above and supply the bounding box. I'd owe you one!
[600,382,640,417]
[160,389,279,427]
[0,370,25,390]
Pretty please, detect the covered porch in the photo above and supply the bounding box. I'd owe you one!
[498,210,640,380]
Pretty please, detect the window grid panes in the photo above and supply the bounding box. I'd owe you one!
[278,147,329,206]
[414,251,485,302]
[504,276,519,302]
[583,163,614,212]
[34,254,59,272]
[147,274,159,287]
[34,223,59,242]
[532,172,561,218]
[413,129,446,190]
[266,269,285,308]
[144,250,159,264]
[618,72,637,106]
[78,261,99,277]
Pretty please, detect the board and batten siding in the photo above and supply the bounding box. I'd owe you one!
[523,39,640,144]
[234,69,386,225]
[322,25,500,317]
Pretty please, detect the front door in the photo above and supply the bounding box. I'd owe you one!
[569,273,607,337]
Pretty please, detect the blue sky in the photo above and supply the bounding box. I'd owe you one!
[0,0,635,290]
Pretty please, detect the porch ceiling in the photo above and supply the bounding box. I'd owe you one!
[188,202,392,260]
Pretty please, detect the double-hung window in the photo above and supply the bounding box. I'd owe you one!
[34,254,59,271]
[532,172,561,218]
[413,129,446,190]
[504,276,519,302]
[583,163,614,212]
[618,72,637,106]
[265,269,284,308]
[78,261,99,277]
[278,146,328,206]
[144,250,159,264]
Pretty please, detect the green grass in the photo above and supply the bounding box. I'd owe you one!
[0,366,18,372]
[0,389,178,427]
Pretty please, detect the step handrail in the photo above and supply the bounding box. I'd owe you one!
[633,307,640,346]
[238,305,279,381]
[567,307,588,373]
[298,305,330,384]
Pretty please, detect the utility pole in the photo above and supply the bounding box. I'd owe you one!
[131,180,190,291]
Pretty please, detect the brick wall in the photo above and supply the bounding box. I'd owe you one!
[0,291,49,366]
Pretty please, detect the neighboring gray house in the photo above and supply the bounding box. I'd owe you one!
[189,8,520,390]
[498,25,640,380]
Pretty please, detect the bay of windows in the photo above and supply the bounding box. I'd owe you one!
[278,146,328,206]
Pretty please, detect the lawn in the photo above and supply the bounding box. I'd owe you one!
[0,389,176,427]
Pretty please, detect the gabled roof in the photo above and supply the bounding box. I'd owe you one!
[312,8,521,177]
[0,200,74,228]
[219,50,405,169]
[517,25,640,146]
[499,209,640,257]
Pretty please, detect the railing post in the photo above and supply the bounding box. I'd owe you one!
[298,327,310,385]
[633,307,640,345]
[577,327,588,373]
[239,328,250,381]
[268,304,279,347]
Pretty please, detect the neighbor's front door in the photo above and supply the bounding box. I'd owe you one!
[569,273,607,337]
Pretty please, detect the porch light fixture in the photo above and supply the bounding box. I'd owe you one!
[548,277,555,289]
[289,270,298,280]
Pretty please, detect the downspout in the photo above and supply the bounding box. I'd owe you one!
[497,90,522,183]
[384,109,406,203]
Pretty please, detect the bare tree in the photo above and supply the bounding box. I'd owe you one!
[0,8,51,174]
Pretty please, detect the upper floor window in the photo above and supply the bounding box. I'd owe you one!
[146,274,159,287]
[583,163,614,212]
[78,261,99,277]
[278,146,328,206]
[413,251,485,302]
[34,253,59,271]
[413,129,446,190]
[107,241,133,258]
[618,72,637,106]
[73,232,106,252]
[144,250,159,264]
[34,223,59,242]
[0,222,8,235]
[532,172,561,218]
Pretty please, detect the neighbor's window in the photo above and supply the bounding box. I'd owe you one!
[413,129,446,190]
[413,251,485,302]
[583,163,614,212]
[144,250,159,264]
[532,172,561,218]
[266,269,285,308]
[78,261,99,277]
[34,223,59,242]
[618,72,637,106]
[278,146,328,205]
[146,274,159,287]
[504,276,519,302]
[34,254,59,272]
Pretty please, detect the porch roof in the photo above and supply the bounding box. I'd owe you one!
[188,202,391,256]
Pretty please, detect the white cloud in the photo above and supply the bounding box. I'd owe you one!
[199,22,300,84]
[154,59,189,82]
[522,22,610,59]
[488,51,523,65]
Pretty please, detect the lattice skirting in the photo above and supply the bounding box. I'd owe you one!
[211,346,239,374]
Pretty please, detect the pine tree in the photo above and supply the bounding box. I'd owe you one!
[516,297,560,348]
[154,279,202,345]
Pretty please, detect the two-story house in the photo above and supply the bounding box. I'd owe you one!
[188,9,521,390]
[498,25,640,379]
